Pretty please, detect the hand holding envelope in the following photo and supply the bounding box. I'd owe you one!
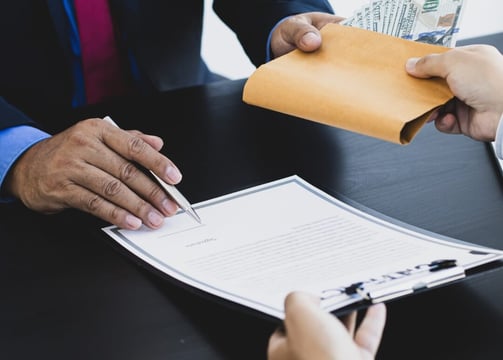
[243,24,454,145]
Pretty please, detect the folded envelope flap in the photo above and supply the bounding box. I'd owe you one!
[243,24,454,144]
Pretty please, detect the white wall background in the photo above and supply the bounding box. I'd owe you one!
[201,0,503,80]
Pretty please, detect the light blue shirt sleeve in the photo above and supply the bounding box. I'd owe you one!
[0,125,51,202]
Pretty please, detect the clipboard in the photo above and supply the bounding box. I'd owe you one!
[101,176,503,321]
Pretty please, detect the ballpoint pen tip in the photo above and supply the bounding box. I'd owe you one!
[187,207,202,224]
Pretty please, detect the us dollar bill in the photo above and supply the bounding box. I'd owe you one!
[341,0,466,47]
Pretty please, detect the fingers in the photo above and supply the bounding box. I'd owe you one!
[426,108,440,123]
[268,292,388,360]
[431,98,461,134]
[267,328,290,360]
[5,118,184,230]
[282,291,333,340]
[129,129,164,152]
[100,120,182,185]
[283,291,322,329]
[434,113,461,135]
[341,310,357,335]
[271,12,344,58]
[281,291,353,357]
[66,161,175,229]
[74,120,181,227]
[405,54,449,79]
[354,303,387,358]
[59,180,145,229]
[80,124,179,214]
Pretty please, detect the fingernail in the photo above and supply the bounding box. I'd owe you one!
[162,198,178,214]
[304,31,320,41]
[166,165,182,183]
[126,214,142,229]
[406,57,419,72]
[301,32,321,46]
[148,211,164,227]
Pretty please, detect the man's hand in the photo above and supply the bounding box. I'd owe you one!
[406,45,503,142]
[270,12,344,58]
[5,118,181,230]
[267,292,386,360]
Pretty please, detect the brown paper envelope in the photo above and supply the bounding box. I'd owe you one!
[242,23,454,144]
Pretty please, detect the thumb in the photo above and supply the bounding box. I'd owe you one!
[406,54,449,79]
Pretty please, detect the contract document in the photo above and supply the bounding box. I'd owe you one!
[102,176,503,319]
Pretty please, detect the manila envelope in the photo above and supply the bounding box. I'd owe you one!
[242,23,454,144]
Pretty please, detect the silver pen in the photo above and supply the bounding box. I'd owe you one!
[102,116,201,224]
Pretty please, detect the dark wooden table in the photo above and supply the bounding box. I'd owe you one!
[2,33,503,360]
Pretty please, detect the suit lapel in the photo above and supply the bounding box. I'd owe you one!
[46,0,207,93]
[46,0,73,61]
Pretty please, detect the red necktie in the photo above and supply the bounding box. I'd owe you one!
[74,0,130,104]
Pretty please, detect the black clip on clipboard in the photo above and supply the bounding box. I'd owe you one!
[344,259,464,303]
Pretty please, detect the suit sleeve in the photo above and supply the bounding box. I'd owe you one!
[213,0,334,67]
[0,96,36,130]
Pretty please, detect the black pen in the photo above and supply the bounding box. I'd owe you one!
[102,116,202,224]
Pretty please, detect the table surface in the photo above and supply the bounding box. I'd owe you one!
[2,33,503,360]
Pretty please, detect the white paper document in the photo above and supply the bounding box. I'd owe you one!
[102,175,503,319]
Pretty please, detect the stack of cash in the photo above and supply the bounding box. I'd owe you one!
[340,0,466,47]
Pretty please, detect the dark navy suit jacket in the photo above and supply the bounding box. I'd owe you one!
[0,0,333,132]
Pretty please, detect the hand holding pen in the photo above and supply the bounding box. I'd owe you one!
[4,116,196,230]
[103,116,201,226]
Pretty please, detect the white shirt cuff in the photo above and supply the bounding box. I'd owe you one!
[494,113,503,159]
